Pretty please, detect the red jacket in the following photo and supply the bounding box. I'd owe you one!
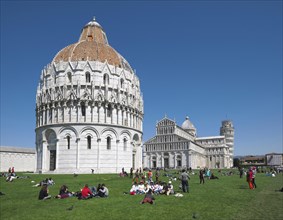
[81,187,92,198]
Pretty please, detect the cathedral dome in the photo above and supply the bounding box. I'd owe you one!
[53,17,133,72]
[181,116,196,130]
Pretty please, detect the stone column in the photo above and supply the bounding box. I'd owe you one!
[188,151,192,169]
[55,139,59,170]
[97,138,101,173]
[112,104,117,125]
[77,104,81,123]
[63,102,67,123]
[131,111,134,127]
[220,155,224,168]
[93,104,98,123]
[122,108,126,125]
[58,105,62,123]
[147,154,151,169]
[39,108,42,126]
[99,103,104,123]
[55,105,58,123]
[46,105,50,124]
[91,103,95,122]
[104,104,107,123]
[117,105,122,125]
[116,140,120,173]
[136,114,139,129]
[76,138,80,170]
[97,103,101,123]
[85,101,90,122]
[42,106,46,125]
[161,152,164,168]
[133,113,136,129]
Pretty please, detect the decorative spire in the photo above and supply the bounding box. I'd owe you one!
[84,16,102,28]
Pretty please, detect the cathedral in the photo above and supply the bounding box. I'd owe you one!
[35,18,144,173]
[143,117,234,169]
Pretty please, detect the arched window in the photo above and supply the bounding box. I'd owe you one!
[123,138,127,151]
[67,136,70,149]
[67,72,72,83]
[87,136,91,149]
[107,137,111,150]
[86,72,91,83]
[120,78,124,88]
[107,104,112,117]
[81,103,86,116]
[103,74,109,85]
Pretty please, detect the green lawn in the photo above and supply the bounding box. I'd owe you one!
[0,170,282,220]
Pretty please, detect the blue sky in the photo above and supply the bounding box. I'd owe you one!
[1,1,282,156]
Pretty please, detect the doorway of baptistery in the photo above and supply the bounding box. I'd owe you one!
[49,150,56,171]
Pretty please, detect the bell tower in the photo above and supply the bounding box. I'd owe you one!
[220,120,234,167]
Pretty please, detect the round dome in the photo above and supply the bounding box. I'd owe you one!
[181,116,196,130]
[52,17,133,72]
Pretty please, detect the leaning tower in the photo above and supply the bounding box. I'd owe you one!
[220,120,234,168]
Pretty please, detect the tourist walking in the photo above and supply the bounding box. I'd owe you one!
[252,167,257,189]
[179,169,190,193]
[247,168,254,189]
[155,168,160,182]
[199,169,205,184]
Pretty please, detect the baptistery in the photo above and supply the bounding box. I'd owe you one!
[35,18,144,173]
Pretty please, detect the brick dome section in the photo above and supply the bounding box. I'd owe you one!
[52,18,132,72]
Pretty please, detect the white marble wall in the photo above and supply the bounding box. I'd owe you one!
[35,124,142,173]
[0,147,36,172]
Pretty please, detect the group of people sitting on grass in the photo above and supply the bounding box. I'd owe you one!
[38,183,109,200]
[129,180,174,196]
[76,183,109,199]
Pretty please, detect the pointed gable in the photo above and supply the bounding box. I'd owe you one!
[156,117,176,127]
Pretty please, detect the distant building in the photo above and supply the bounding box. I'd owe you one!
[0,146,36,172]
[143,116,234,169]
[266,153,283,167]
[240,155,265,166]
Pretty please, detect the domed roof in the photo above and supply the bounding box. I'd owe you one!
[52,17,133,72]
[181,116,196,130]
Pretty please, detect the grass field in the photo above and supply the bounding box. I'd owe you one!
[0,170,282,220]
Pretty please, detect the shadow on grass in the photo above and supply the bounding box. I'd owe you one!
[239,185,249,189]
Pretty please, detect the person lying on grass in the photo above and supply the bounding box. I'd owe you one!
[140,189,155,205]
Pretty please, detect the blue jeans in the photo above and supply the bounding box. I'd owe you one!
[182,180,189,192]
